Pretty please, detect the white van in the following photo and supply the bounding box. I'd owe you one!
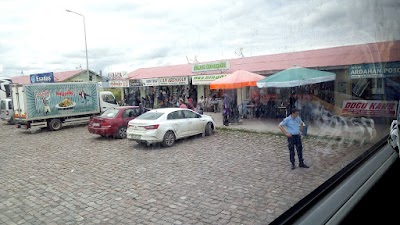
[0,98,14,124]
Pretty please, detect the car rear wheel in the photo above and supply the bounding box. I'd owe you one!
[205,122,213,136]
[162,131,176,147]
[116,126,127,139]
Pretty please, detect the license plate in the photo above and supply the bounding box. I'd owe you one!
[92,123,100,127]
[129,134,141,139]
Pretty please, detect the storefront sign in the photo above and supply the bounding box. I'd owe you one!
[191,74,228,85]
[30,72,54,83]
[158,77,188,86]
[129,79,141,87]
[349,62,400,79]
[142,78,159,86]
[342,100,398,117]
[192,61,230,73]
[108,71,128,80]
[109,80,130,88]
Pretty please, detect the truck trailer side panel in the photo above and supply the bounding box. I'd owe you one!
[10,82,112,131]
[13,82,100,120]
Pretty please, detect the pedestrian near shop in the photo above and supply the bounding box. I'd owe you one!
[198,96,205,110]
[179,99,187,108]
[187,97,194,110]
[148,90,155,108]
[222,94,231,126]
[288,92,297,115]
[279,108,309,170]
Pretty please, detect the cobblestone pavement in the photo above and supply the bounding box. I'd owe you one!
[0,121,375,225]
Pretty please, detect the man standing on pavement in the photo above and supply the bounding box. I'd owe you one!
[279,108,309,170]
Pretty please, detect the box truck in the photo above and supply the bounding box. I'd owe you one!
[11,82,118,131]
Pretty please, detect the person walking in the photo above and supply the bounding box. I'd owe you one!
[198,96,205,109]
[278,108,309,170]
[222,94,231,126]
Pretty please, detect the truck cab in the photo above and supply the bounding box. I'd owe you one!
[0,77,12,100]
[99,91,119,112]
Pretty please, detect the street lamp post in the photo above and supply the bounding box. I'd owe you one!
[66,9,90,82]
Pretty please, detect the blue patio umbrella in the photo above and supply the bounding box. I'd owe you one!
[256,66,336,88]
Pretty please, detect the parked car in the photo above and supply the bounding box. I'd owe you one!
[0,98,14,124]
[127,108,215,147]
[88,106,149,138]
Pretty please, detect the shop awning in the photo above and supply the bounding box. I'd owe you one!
[210,70,265,89]
[256,66,336,88]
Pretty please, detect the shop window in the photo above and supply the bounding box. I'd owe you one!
[352,79,370,97]
[372,78,384,94]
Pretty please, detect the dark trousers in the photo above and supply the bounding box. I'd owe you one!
[223,114,229,126]
[287,135,304,165]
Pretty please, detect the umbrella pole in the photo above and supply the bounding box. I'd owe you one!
[241,89,244,121]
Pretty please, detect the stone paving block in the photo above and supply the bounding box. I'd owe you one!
[0,123,377,225]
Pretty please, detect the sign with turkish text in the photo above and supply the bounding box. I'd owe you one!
[192,61,230,73]
[109,80,130,88]
[129,79,141,87]
[349,62,400,79]
[142,78,159,86]
[30,72,54,83]
[158,77,188,86]
[191,74,228,85]
[108,71,128,80]
[342,100,398,117]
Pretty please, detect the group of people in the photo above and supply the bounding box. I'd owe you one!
[172,96,205,115]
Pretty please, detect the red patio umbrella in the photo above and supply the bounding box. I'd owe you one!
[209,70,265,90]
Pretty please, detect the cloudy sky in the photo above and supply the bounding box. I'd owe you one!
[0,0,399,78]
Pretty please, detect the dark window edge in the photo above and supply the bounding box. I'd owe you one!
[270,136,395,225]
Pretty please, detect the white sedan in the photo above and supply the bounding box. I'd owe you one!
[127,108,215,147]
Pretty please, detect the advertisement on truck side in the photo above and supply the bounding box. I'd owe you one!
[25,83,99,118]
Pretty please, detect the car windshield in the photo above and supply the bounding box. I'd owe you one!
[135,111,164,120]
[99,109,119,118]
[1,1,399,225]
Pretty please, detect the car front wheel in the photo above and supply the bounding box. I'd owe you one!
[162,131,176,147]
[205,122,213,136]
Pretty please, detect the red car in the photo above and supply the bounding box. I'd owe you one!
[88,106,149,138]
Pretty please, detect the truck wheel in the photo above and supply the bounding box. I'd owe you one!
[49,119,62,131]
[7,117,15,125]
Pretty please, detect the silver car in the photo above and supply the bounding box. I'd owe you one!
[127,108,215,147]
[0,98,14,124]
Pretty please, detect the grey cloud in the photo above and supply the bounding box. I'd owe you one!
[1,0,399,77]
[134,46,172,60]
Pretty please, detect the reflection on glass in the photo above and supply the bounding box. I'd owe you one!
[1,1,399,225]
